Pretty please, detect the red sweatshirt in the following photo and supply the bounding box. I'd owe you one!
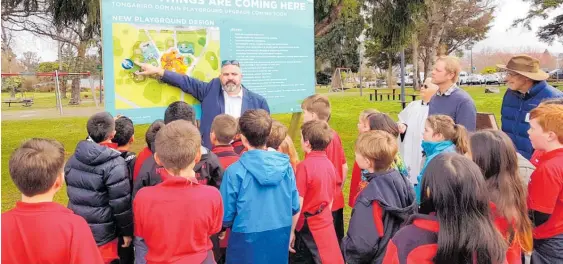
[2,201,103,264]
[133,147,152,182]
[134,176,223,263]
[211,144,239,248]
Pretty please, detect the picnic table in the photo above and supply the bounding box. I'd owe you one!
[2,98,34,107]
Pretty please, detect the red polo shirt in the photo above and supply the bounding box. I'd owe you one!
[134,176,223,263]
[324,130,346,210]
[527,148,563,239]
[2,201,103,264]
[295,151,337,231]
[212,145,240,170]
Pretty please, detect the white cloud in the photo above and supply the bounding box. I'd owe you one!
[473,0,563,54]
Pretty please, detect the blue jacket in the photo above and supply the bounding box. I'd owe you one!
[162,71,270,148]
[501,81,563,159]
[414,140,456,203]
[220,150,300,264]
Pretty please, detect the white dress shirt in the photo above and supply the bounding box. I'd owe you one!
[223,89,243,118]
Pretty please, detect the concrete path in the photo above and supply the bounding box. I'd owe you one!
[1,106,102,121]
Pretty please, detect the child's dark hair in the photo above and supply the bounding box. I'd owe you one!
[426,115,469,154]
[164,101,196,125]
[301,120,333,151]
[421,153,507,264]
[239,109,272,148]
[87,112,115,143]
[267,121,288,150]
[9,138,65,197]
[367,112,400,137]
[112,116,134,147]
[211,114,238,145]
[146,119,165,152]
[470,130,533,253]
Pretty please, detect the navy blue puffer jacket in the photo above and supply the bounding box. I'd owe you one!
[501,81,563,159]
[65,140,133,245]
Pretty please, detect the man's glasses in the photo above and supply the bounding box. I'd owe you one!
[222,60,240,67]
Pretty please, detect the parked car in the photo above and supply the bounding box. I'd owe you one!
[484,74,501,85]
[458,71,469,85]
[396,73,414,86]
[467,74,485,85]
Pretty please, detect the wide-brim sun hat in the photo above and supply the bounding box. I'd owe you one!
[496,54,549,81]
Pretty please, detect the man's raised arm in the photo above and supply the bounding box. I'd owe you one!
[135,61,210,101]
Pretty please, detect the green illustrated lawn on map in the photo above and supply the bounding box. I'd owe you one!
[111,24,220,110]
[1,86,510,229]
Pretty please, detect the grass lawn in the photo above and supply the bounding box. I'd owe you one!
[1,92,99,111]
[1,85,507,228]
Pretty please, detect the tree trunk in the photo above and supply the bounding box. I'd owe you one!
[69,41,87,105]
[387,53,393,89]
[58,41,67,98]
[412,32,420,90]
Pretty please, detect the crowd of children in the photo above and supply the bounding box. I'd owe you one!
[2,94,563,264]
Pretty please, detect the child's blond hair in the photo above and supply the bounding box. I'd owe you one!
[301,94,331,121]
[426,115,469,154]
[360,109,379,122]
[279,135,300,169]
[355,130,398,171]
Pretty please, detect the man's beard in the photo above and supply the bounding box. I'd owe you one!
[223,83,239,93]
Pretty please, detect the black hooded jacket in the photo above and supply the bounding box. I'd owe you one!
[342,169,417,264]
[65,140,133,245]
[132,146,223,199]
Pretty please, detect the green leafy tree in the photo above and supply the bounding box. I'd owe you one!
[364,0,424,88]
[513,0,563,44]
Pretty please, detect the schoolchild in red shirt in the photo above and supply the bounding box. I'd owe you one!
[383,153,508,264]
[2,138,103,264]
[530,98,563,167]
[289,120,344,263]
[231,117,247,155]
[527,104,563,263]
[210,114,240,263]
[134,120,223,263]
[133,119,164,182]
[342,131,416,263]
[470,130,534,263]
[301,94,348,244]
[211,114,240,169]
[348,109,379,208]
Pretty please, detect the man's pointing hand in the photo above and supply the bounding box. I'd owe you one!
[134,61,165,77]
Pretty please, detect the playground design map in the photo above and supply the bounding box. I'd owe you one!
[112,23,220,110]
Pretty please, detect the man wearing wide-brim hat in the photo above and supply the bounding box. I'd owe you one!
[498,54,563,160]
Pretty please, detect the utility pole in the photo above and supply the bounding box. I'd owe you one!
[400,49,406,109]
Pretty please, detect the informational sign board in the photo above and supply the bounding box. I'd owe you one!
[101,0,315,123]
